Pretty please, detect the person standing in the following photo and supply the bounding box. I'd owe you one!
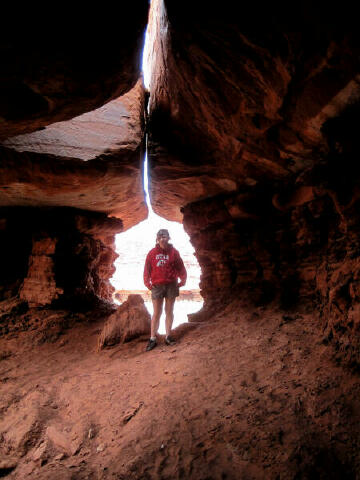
[143,229,187,351]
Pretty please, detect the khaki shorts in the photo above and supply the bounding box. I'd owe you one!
[151,281,179,300]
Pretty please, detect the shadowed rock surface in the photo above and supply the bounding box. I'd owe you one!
[0,2,149,140]
[0,23,148,308]
[0,80,147,226]
[147,0,360,370]
[0,208,123,310]
[2,1,360,478]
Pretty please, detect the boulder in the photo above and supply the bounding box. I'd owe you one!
[98,294,150,349]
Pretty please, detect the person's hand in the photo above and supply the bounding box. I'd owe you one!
[145,283,152,291]
[178,281,185,288]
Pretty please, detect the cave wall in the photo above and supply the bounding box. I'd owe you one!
[147,2,360,222]
[0,5,149,314]
[147,1,360,365]
[0,208,122,310]
[183,159,360,368]
[0,79,147,310]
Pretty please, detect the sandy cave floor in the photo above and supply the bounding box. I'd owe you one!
[1,302,360,479]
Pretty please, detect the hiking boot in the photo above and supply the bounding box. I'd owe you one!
[146,338,157,351]
[165,336,176,346]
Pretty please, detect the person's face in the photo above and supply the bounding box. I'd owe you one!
[158,233,169,248]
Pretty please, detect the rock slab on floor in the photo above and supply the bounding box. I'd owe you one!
[98,294,150,349]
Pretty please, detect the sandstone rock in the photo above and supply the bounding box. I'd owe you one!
[142,1,360,372]
[0,458,17,474]
[3,80,145,162]
[0,208,123,309]
[98,294,150,349]
[0,6,147,314]
[0,79,146,311]
[0,391,44,455]
[2,5,360,477]
[19,238,63,307]
[1,0,360,381]
[0,297,23,316]
[0,81,147,229]
[0,3,149,140]
[32,440,48,462]
[272,187,316,211]
[54,453,65,461]
[147,1,360,223]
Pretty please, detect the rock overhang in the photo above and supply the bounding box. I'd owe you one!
[146,1,360,221]
[0,4,150,307]
[0,2,150,140]
[0,80,148,230]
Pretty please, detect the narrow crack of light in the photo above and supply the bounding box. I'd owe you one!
[142,3,153,214]
[143,135,153,215]
[110,0,202,313]
[142,17,151,90]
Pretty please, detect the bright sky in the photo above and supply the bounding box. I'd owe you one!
[142,20,151,90]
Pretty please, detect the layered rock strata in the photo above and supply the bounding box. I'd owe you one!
[0,208,122,310]
[0,5,149,312]
[19,238,63,307]
[1,0,360,372]
[0,76,147,309]
[147,1,360,365]
[0,80,147,227]
[148,2,360,221]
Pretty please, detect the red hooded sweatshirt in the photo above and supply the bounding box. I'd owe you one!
[143,244,187,289]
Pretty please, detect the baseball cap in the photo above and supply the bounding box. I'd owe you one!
[157,229,170,238]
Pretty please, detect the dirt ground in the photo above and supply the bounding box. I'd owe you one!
[1,301,360,479]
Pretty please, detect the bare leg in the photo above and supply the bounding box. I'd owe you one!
[165,297,176,337]
[151,298,164,338]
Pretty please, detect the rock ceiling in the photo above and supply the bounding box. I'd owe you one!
[1,2,359,228]
[146,1,360,221]
[0,81,146,229]
[0,2,149,231]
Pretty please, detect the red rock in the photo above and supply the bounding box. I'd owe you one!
[0,81,147,230]
[1,4,360,479]
[1,0,360,378]
[2,302,360,478]
[46,424,83,457]
[0,209,123,308]
[19,238,63,307]
[147,1,360,224]
[141,2,360,372]
[0,3,149,140]
[98,294,150,349]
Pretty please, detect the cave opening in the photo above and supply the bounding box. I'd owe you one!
[111,3,202,332]
[111,149,203,333]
